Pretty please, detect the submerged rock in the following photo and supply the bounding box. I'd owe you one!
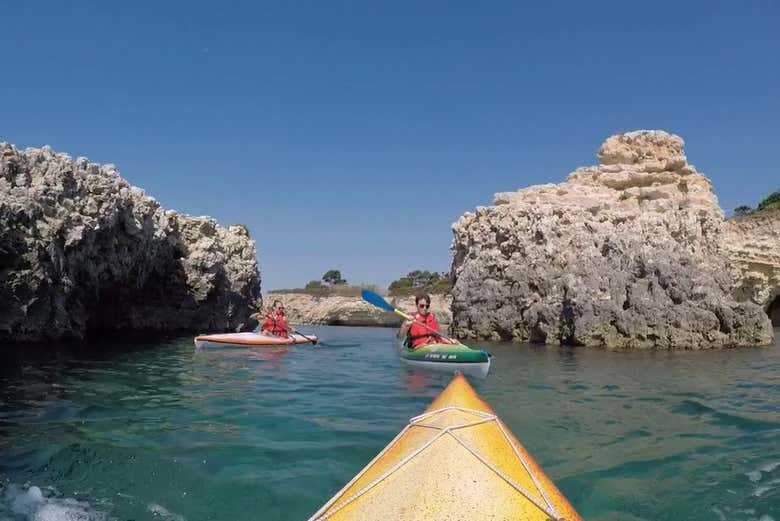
[451,131,773,349]
[0,143,260,342]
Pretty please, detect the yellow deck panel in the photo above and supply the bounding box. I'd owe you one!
[309,373,583,521]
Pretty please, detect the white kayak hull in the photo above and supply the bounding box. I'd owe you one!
[194,332,316,348]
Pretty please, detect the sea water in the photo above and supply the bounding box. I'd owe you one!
[1,326,778,520]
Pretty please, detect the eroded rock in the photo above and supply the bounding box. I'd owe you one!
[725,209,780,325]
[451,131,773,349]
[0,143,260,342]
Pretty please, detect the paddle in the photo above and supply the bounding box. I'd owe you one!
[360,289,459,345]
[291,328,318,345]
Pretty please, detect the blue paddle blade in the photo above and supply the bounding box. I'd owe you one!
[361,289,395,312]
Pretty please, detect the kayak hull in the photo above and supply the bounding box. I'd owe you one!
[400,357,491,378]
[194,332,315,348]
[309,373,582,521]
[399,341,491,378]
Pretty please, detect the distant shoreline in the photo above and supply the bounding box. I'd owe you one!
[261,293,453,328]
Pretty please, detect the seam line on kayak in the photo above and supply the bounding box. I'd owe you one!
[307,423,414,520]
[448,430,560,519]
[310,426,447,520]
[496,419,560,519]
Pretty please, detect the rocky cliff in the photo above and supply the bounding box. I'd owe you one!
[266,294,452,328]
[0,143,260,342]
[725,209,780,326]
[451,131,773,349]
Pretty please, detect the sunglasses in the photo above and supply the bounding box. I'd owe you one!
[417,303,429,308]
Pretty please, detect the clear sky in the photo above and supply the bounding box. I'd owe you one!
[2,1,778,290]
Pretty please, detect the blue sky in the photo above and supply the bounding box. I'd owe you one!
[2,1,778,290]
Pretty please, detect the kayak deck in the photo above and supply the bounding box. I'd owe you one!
[309,373,582,520]
[193,332,315,348]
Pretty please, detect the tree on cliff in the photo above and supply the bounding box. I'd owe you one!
[733,190,780,217]
[388,271,452,296]
[757,190,780,212]
[322,270,347,285]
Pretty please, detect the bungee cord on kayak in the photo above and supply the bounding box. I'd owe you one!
[310,405,566,521]
[309,374,583,520]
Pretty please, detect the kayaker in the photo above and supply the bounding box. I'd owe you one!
[397,294,443,348]
[260,300,292,338]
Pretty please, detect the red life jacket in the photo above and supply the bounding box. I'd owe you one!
[407,312,441,348]
[262,311,289,338]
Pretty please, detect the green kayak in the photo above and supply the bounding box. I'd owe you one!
[398,341,491,377]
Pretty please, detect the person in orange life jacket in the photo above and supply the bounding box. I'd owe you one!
[397,294,444,348]
[260,300,292,338]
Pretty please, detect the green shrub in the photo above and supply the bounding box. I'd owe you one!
[732,190,780,218]
[269,283,383,297]
[322,269,347,285]
[757,191,780,212]
[388,270,452,296]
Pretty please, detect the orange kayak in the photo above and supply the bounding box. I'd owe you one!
[309,373,583,520]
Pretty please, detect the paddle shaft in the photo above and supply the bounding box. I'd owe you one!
[291,328,318,345]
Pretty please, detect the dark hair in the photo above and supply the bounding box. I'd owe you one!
[415,294,431,305]
[273,299,283,307]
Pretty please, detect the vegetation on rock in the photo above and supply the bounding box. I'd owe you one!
[322,269,347,285]
[388,271,452,296]
[732,190,780,217]
[758,190,780,212]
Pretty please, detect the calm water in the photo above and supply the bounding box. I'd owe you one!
[1,326,779,521]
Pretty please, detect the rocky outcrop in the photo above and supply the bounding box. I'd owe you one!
[266,293,452,327]
[0,143,261,342]
[451,131,773,349]
[725,209,780,325]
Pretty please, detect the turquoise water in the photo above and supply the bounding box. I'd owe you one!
[1,326,779,521]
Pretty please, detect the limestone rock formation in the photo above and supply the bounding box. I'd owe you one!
[725,209,780,326]
[451,131,773,349]
[0,143,261,342]
[266,294,452,328]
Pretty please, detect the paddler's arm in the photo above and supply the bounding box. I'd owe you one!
[397,320,412,339]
